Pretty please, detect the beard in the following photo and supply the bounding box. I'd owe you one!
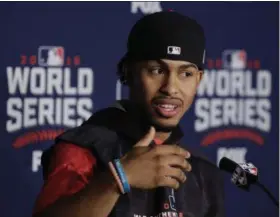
[147,115,179,132]
[151,122,177,132]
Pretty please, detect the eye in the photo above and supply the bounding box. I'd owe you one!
[149,67,165,75]
[181,71,193,77]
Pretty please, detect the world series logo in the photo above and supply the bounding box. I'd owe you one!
[195,49,272,164]
[6,46,95,172]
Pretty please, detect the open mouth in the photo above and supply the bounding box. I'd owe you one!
[153,103,180,118]
[157,104,178,111]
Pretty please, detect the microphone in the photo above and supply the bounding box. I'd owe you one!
[219,157,279,208]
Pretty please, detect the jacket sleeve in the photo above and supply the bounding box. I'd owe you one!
[33,142,96,215]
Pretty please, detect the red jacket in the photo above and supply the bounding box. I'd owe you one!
[33,138,163,214]
[33,142,96,214]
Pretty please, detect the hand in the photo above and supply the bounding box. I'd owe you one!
[120,126,192,190]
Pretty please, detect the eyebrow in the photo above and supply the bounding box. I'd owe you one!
[154,59,198,70]
[178,63,198,70]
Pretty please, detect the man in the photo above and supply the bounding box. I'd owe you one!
[33,11,225,217]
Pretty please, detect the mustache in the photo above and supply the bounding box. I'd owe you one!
[152,95,183,103]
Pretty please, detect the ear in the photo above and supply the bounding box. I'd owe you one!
[126,61,143,87]
[196,70,204,86]
[124,63,134,86]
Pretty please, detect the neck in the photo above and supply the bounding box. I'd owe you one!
[155,131,171,142]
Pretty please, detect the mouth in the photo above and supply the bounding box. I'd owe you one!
[152,99,182,118]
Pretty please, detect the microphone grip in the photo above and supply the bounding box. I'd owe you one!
[256,181,279,208]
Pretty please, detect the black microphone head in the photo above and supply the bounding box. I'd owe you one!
[219,157,259,191]
[219,157,238,173]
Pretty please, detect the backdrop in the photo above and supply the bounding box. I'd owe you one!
[1,2,279,217]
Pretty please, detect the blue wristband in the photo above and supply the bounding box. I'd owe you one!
[113,159,131,193]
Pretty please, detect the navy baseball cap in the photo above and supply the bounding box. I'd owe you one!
[125,11,206,69]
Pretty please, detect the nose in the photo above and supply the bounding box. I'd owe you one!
[159,73,179,96]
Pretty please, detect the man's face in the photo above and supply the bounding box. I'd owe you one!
[129,59,203,129]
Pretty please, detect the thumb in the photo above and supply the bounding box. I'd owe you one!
[134,126,156,147]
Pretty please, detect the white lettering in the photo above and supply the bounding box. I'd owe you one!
[63,98,76,127]
[245,71,256,97]
[210,99,223,128]
[7,67,29,95]
[194,98,209,132]
[6,98,22,132]
[197,70,216,96]
[30,67,46,95]
[64,68,77,95]
[244,99,255,128]
[223,99,237,125]
[77,98,93,126]
[55,98,62,125]
[257,70,271,97]
[217,147,247,166]
[257,99,271,132]
[38,98,54,125]
[24,98,37,128]
[6,97,94,132]
[32,150,42,172]
[47,68,63,95]
[231,70,244,96]
[198,69,272,97]
[237,99,244,125]
[7,67,95,96]
[216,70,230,96]
[194,98,271,132]
[78,68,94,95]
[131,1,162,14]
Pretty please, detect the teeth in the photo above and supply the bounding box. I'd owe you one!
[158,104,176,109]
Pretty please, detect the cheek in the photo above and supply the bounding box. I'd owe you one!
[132,75,160,101]
[141,78,160,100]
[180,80,199,106]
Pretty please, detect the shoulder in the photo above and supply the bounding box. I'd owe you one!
[50,142,96,170]
[55,124,119,149]
[33,142,96,214]
[42,123,120,179]
[41,142,96,180]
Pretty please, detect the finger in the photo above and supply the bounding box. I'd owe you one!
[159,155,192,172]
[152,145,190,158]
[134,126,156,147]
[160,167,187,183]
[156,176,180,190]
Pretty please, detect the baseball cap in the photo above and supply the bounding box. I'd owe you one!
[124,11,206,69]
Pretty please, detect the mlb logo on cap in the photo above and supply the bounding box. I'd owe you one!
[167,46,181,55]
[38,46,65,67]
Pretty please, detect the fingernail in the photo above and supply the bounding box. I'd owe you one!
[185,151,191,159]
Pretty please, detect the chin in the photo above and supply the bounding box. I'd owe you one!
[150,117,179,132]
